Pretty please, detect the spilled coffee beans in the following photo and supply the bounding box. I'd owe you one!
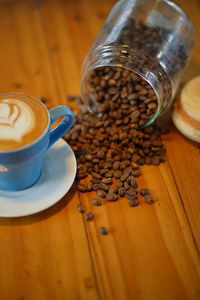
[66,74,166,207]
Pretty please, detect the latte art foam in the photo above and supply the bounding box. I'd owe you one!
[0,99,35,142]
[0,95,48,151]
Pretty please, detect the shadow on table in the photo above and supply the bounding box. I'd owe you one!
[0,183,77,226]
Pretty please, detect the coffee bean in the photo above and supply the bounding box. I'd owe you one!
[127,175,138,188]
[99,226,108,235]
[91,178,101,184]
[120,169,131,181]
[140,188,150,196]
[77,183,87,192]
[144,194,155,204]
[114,155,122,161]
[76,204,85,213]
[119,187,125,197]
[85,212,94,221]
[114,170,122,179]
[131,162,139,170]
[103,161,113,169]
[124,182,130,190]
[126,188,138,197]
[98,183,109,192]
[104,172,113,178]
[108,187,119,194]
[91,172,102,179]
[92,158,100,164]
[128,199,139,207]
[131,169,141,177]
[99,168,109,175]
[113,161,120,171]
[97,150,105,159]
[125,194,137,200]
[93,183,100,191]
[77,172,87,179]
[152,156,160,165]
[66,62,167,204]
[120,160,129,170]
[145,157,152,165]
[115,180,123,188]
[102,178,113,185]
[86,182,93,192]
[106,193,118,202]
[96,189,107,198]
[91,198,102,206]
[85,154,93,161]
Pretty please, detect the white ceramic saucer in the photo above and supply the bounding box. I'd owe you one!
[0,139,77,218]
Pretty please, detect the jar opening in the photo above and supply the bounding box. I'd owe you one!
[81,65,163,128]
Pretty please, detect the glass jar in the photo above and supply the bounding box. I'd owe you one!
[81,0,195,127]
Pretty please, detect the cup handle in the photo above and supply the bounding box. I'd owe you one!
[48,105,74,149]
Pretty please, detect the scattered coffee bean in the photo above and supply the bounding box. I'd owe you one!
[113,161,120,171]
[93,183,100,191]
[108,187,119,194]
[91,172,102,179]
[106,193,118,202]
[125,188,138,197]
[96,189,107,198]
[115,180,123,188]
[99,226,108,235]
[85,154,93,161]
[91,178,101,184]
[119,187,125,197]
[128,199,139,207]
[144,194,155,204]
[104,172,113,178]
[77,183,87,192]
[102,178,113,185]
[97,150,105,159]
[76,204,85,213]
[131,169,142,177]
[66,67,167,209]
[125,194,137,200]
[91,198,102,206]
[120,169,131,181]
[152,156,160,165]
[98,183,109,192]
[77,172,87,179]
[85,212,94,221]
[140,188,150,196]
[124,182,130,190]
[86,182,93,192]
[114,170,122,179]
[127,176,138,188]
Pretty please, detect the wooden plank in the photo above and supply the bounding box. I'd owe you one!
[0,0,199,300]
[164,0,200,251]
[0,1,99,299]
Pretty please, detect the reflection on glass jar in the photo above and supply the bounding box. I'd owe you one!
[81,0,195,127]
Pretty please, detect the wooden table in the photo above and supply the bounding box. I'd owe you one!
[0,0,199,299]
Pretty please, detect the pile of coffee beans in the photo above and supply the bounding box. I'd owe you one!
[87,67,158,127]
[84,19,188,117]
[65,67,166,207]
[117,19,187,80]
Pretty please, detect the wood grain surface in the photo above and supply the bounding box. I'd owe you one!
[0,0,199,299]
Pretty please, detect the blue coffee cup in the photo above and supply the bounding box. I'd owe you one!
[0,93,74,191]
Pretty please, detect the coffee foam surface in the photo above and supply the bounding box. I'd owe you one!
[0,96,48,151]
[0,99,35,142]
